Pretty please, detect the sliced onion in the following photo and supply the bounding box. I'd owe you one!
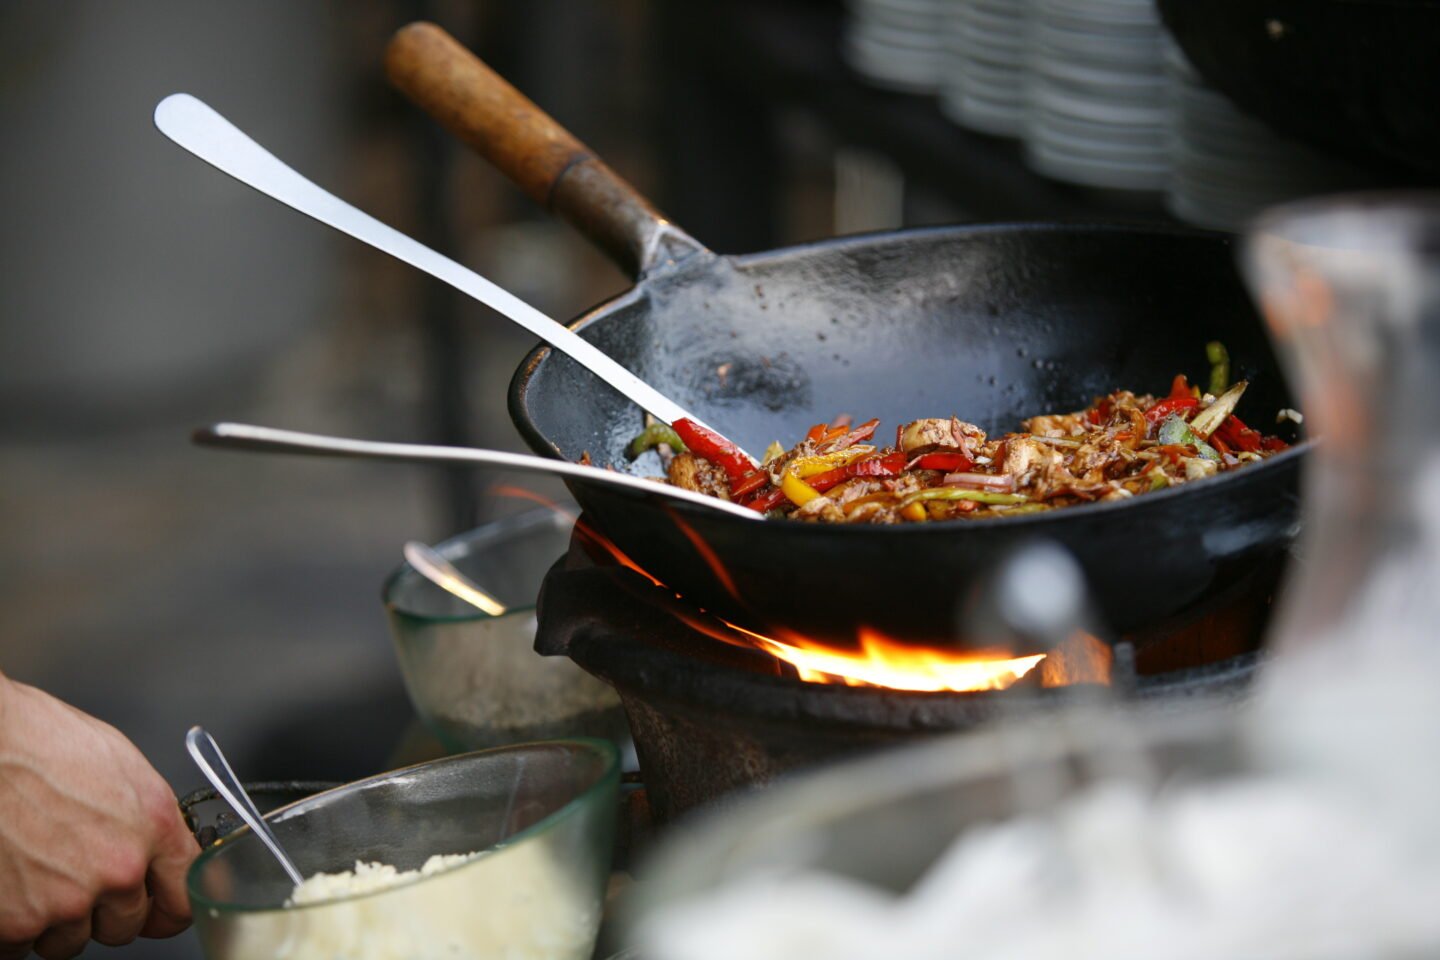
[943,471,1015,492]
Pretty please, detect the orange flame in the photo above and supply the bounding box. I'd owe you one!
[728,623,1045,692]
[489,485,579,521]
[555,501,1113,694]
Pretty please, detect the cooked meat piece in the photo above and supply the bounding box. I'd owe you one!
[1022,412,1088,438]
[1003,436,1067,490]
[1069,436,1129,485]
[883,472,929,496]
[900,418,987,456]
[844,501,902,524]
[792,496,845,522]
[899,419,952,454]
[830,478,888,505]
[1103,391,1152,420]
[666,452,732,500]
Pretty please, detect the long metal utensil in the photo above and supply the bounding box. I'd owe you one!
[153,93,707,433]
[193,422,763,521]
[185,726,305,887]
[403,540,508,616]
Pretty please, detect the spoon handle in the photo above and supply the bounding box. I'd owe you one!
[185,727,306,887]
[152,93,699,430]
[403,541,508,617]
[192,422,764,522]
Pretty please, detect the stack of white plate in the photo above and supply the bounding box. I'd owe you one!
[844,0,948,93]
[940,0,1029,136]
[1024,0,1169,190]
[1165,45,1364,231]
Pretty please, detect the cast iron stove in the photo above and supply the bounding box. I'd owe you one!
[536,519,1278,821]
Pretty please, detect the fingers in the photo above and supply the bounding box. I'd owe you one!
[139,790,199,940]
[32,916,90,960]
[138,843,198,939]
[90,884,149,947]
[139,888,190,941]
[0,941,35,960]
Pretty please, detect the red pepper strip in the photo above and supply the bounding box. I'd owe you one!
[1087,396,1112,425]
[805,451,908,493]
[1146,396,1199,423]
[731,470,770,498]
[1213,415,1264,454]
[672,418,754,485]
[745,488,789,512]
[1155,443,1189,465]
[805,423,828,443]
[1169,374,1192,400]
[1261,435,1289,452]
[824,417,880,451]
[909,452,973,473]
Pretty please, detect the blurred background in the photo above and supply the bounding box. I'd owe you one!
[0,1,1433,955]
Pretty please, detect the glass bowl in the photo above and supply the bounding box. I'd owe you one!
[627,706,1256,959]
[629,695,1440,959]
[630,705,1240,907]
[383,508,627,751]
[189,739,620,960]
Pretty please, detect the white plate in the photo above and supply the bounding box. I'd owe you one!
[1035,106,1172,147]
[956,54,1027,84]
[1027,140,1169,189]
[845,37,947,91]
[849,18,947,51]
[1029,124,1169,165]
[1030,27,1164,67]
[1035,0,1161,29]
[943,93,1026,136]
[1032,84,1170,126]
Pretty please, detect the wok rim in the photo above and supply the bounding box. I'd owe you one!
[508,220,1308,536]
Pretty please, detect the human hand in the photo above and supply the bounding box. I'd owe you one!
[0,673,199,959]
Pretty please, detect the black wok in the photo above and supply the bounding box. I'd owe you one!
[388,24,1304,651]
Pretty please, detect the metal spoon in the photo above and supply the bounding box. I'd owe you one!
[193,422,764,522]
[185,726,305,887]
[403,541,508,616]
[152,93,721,441]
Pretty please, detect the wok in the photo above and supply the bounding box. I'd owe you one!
[387,23,1304,651]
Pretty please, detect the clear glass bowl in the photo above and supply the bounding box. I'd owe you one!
[383,508,627,751]
[630,707,1240,914]
[189,739,620,960]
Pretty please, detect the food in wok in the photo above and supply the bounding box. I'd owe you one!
[627,345,1295,524]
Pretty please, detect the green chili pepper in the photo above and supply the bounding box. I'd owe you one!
[994,502,1051,515]
[626,422,686,459]
[1206,341,1230,396]
[1157,414,1221,462]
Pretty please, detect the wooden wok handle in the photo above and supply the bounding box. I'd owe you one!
[385,21,707,278]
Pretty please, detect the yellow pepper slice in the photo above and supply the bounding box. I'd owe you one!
[900,502,928,522]
[781,469,823,507]
[789,445,876,479]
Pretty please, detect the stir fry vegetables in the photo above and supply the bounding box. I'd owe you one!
[625,350,1294,523]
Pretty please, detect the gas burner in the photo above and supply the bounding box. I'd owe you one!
[536,518,1279,821]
